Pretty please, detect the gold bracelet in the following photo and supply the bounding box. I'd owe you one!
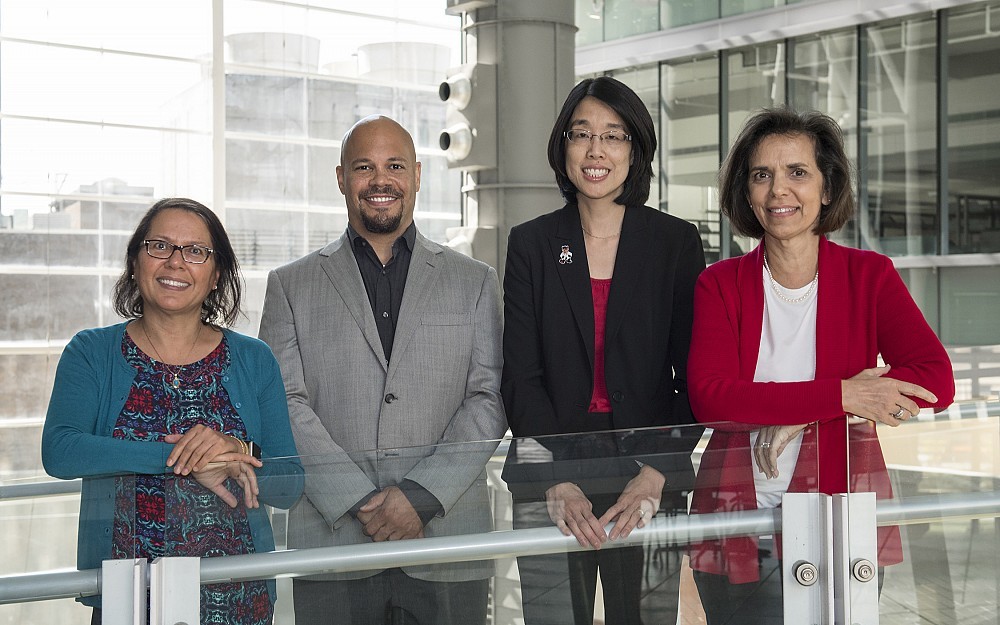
[229,435,248,455]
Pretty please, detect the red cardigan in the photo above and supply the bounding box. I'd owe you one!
[687,237,955,583]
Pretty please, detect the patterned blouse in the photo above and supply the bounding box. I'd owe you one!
[111,331,271,625]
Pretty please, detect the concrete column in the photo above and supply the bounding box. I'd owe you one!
[447,0,576,277]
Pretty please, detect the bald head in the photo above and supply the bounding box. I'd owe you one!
[340,115,416,168]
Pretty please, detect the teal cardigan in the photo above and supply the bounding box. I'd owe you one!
[41,322,304,607]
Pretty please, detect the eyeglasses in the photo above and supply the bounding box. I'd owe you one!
[143,239,214,264]
[564,129,632,147]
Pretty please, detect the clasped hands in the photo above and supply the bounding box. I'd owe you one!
[545,464,664,549]
[357,486,424,542]
[164,424,262,509]
[754,365,939,479]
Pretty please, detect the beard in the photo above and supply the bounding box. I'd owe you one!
[356,185,405,234]
[360,205,403,234]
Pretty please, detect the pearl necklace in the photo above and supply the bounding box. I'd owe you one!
[140,321,203,389]
[763,252,818,304]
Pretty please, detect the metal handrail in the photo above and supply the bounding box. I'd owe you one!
[3,490,999,605]
[0,479,81,500]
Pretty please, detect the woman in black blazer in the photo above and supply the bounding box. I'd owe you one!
[501,77,706,625]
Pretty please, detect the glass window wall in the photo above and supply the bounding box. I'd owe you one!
[660,56,721,259]
[861,14,939,256]
[661,0,719,29]
[947,1,1000,254]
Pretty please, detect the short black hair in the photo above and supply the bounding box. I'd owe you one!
[547,76,656,207]
[720,107,855,239]
[112,197,243,326]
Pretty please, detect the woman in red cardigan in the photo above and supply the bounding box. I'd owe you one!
[687,108,955,624]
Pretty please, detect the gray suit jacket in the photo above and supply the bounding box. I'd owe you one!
[259,230,507,582]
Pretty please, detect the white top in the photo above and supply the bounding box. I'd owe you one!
[751,266,819,510]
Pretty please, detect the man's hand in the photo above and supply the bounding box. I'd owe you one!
[357,486,424,541]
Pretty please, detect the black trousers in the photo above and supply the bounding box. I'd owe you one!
[291,569,488,625]
[513,498,682,625]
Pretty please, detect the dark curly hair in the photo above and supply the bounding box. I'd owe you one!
[547,76,656,207]
[112,197,242,326]
[719,107,855,239]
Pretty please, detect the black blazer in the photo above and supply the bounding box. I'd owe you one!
[501,205,706,500]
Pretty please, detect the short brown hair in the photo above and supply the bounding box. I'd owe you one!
[719,107,855,239]
[112,197,243,326]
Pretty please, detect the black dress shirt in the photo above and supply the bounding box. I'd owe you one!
[347,222,415,363]
[346,222,441,525]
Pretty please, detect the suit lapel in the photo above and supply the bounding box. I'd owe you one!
[387,233,441,379]
[605,207,649,343]
[320,234,388,370]
[553,206,595,367]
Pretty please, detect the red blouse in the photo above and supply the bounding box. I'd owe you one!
[588,278,612,413]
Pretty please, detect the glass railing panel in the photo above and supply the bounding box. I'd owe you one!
[847,399,1000,623]
[501,424,706,625]
[0,469,133,624]
[682,419,821,624]
[12,423,829,624]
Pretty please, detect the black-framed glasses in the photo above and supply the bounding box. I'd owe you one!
[143,239,214,264]
[564,129,632,147]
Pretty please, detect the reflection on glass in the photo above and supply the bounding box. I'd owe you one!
[855,404,1000,622]
[947,2,1000,254]
[661,55,720,262]
[862,15,938,256]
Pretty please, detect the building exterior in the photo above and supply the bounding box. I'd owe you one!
[575,0,1000,403]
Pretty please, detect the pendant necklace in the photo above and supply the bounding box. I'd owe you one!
[140,320,203,389]
[582,226,621,239]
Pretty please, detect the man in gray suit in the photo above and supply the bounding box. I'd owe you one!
[259,115,506,624]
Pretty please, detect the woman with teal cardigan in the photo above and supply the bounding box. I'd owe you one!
[42,198,303,625]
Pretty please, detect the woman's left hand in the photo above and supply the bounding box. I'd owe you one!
[165,425,261,475]
[599,465,664,540]
[753,424,808,479]
[189,457,260,509]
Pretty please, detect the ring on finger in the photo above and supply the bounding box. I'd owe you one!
[892,406,906,419]
[760,441,771,449]
[638,508,646,518]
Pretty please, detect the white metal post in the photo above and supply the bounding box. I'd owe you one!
[782,492,834,624]
[100,559,147,625]
[149,557,199,625]
[833,492,880,625]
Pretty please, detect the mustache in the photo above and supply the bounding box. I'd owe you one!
[361,185,402,200]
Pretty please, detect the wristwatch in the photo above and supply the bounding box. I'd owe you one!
[247,440,262,460]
